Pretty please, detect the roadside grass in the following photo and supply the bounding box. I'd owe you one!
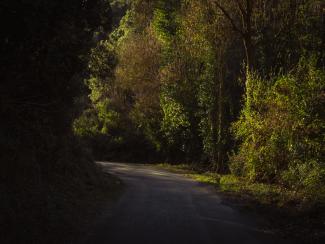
[156,163,325,206]
[156,163,325,243]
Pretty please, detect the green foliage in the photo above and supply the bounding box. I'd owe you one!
[74,4,163,161]
[152,0,180,51]
[75,0,324,196]
[160,88,191,149]
[231,58,325,192]
[74,38,119,138]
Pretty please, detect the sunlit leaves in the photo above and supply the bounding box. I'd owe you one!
[231,59,325,191]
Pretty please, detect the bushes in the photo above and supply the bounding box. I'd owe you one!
[231,58,325,193]
[0,1,115,242]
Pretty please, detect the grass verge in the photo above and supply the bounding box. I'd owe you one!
[156,163,325,244]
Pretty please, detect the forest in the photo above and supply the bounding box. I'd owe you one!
[0,0,324,243]
[75,0,324,194]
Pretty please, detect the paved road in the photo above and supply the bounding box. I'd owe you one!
[81,162,292,244]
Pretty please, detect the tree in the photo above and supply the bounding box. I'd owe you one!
[231,58,325,194]
[210,0,255,70]
[1,1,113,243]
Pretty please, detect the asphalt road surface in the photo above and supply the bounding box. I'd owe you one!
[80,162,292,244]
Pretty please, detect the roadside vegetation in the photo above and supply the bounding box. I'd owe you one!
[74,0,324,209]
[1,0,324,243]
[1,1,123,243]
[157,163,325,206]
[157,163,325,243]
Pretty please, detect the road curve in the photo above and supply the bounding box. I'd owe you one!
[81,162,292,244]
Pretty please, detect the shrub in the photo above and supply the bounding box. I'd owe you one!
[231,58,325,193]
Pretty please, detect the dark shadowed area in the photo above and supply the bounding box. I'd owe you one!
[80,162,293,244]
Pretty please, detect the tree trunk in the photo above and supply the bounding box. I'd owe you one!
[244,0,255,71]
[216,72,224,173]
[244,34,254,71]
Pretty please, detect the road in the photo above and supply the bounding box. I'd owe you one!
[81,162,292,244]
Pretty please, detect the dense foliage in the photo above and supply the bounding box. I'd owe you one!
[1,0,323,242]
[74,0,324,195]
[1,1,113,243]
[231,59,324,192]
[1,0,112,178]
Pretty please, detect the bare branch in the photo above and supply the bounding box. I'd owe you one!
[211,0,244,36]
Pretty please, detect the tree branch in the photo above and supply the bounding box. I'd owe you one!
[211,0,244,36]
